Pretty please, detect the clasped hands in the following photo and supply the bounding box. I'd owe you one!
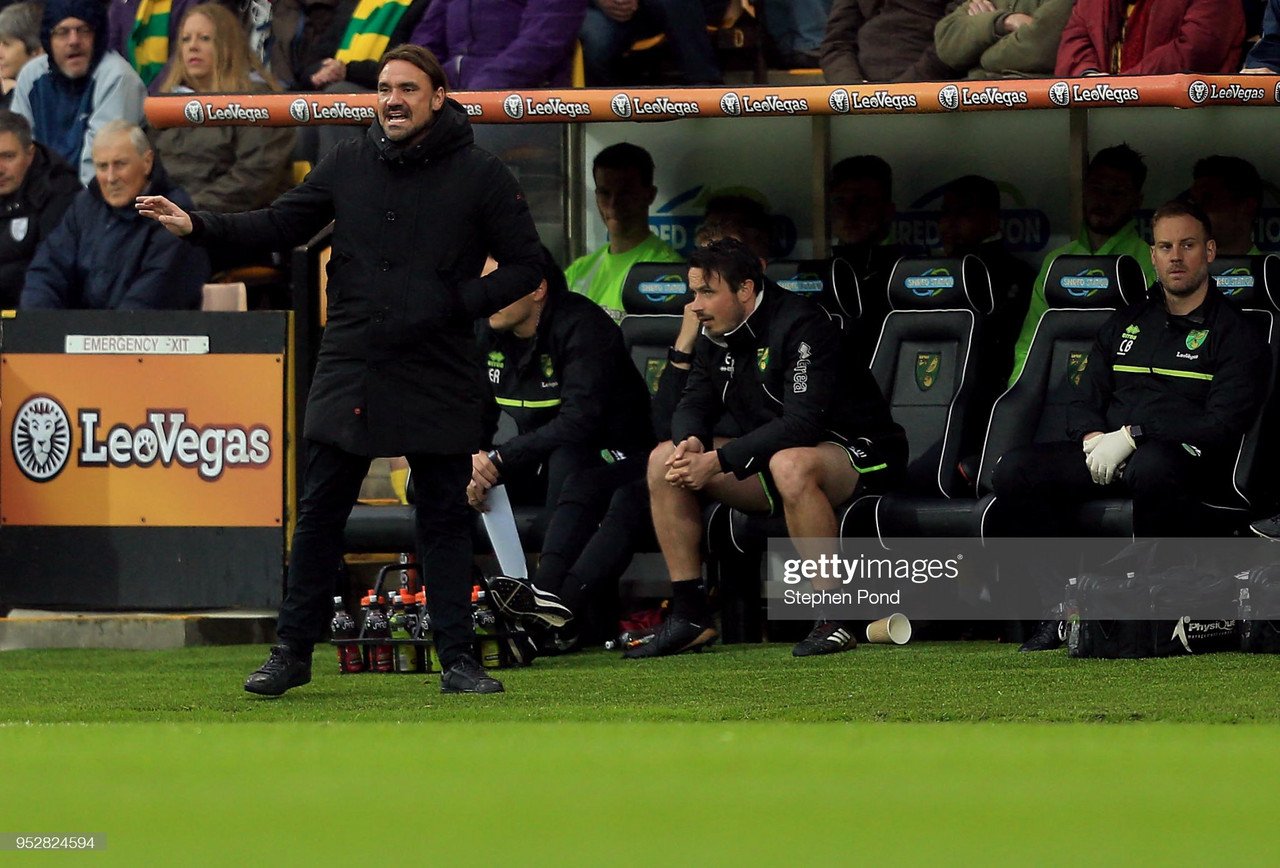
[1082,427,1136,485]
[665,437,724,491]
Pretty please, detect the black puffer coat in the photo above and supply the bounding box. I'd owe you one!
[192,99,543,456]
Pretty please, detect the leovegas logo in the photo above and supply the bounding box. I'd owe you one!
[77,409,273,482]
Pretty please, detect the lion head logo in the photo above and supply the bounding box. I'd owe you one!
[502,94,525,120]
[828,88,850,114]
[610,93,632,119]
[719,92,741,117]
[1188,80,1209,105]
[1048,81,1071,107]
[12,395,72,482]
[937,84,960,112]
[289,98,310,123]
[183,100,205,125]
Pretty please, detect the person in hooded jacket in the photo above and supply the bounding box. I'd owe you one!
[0,109,80,308]
[137,44,545,697]
[10,0,146,185]
[21,119,207,309]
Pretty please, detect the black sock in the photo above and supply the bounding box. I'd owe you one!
[671,580,709,622]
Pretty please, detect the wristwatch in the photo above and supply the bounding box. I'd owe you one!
[1127,425,1145,445]
[667,347,693,364]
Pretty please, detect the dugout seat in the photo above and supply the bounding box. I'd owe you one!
[875,253,1145,538]
[765,258,861,330]
[619,261,692,394]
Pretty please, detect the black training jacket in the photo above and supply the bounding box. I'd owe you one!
[477,289,655,470]
[672,281,905,478]
[1070,282,1270,452]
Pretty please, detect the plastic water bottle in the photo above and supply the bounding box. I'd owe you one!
[363,594,394,673]
[389,593,417,673]
[473,585,501,669]
[331,596,364,673]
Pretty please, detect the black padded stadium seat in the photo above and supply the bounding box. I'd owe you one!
[620,261,690,393]
[867,256,993,499]
[875,253,1145,538]
[1074,253,1280,535]
[1208,254,1280,306]
[765,258,860,329]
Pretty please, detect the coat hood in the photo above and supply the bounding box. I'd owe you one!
[41,0,109,79]
[368,97,474,165]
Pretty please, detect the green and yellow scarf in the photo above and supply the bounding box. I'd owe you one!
[334,0,413,64]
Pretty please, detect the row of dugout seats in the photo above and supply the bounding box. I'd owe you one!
[614,252,1280,562]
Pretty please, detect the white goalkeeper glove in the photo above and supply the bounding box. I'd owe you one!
[1084,427,1136,485]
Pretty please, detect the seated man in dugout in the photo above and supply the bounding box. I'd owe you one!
[633,237,907,660]
[993,200,1270,648]
[469,247,657,630]
[20,118,208,309]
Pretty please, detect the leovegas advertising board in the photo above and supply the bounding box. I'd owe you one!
[2,354,283,527]
[143,75,1280,128]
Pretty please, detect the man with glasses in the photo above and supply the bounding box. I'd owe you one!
[10,0,145,185]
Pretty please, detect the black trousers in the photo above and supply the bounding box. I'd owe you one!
[534,458,652,636]
[991,439,1211,538]
[275,440,474,669]
[502,445,609,546]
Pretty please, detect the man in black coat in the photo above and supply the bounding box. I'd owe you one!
[138,45,544,696]
[0,109,79,308]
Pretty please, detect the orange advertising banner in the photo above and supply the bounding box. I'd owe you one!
[144,75,1280,128]
[1,354,284,527]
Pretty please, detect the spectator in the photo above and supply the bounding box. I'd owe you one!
[994,200,1268,649]
[1189,155,1262,256]
[0,109,79,308]
[300,0,431,91]
[148,3,295,215]
[107,0,210,90]
[1242,0,1279,71]
[1055,0,1245,76]
[470,247,656,633]
[762,0,831,68]
[630,237,906,659]
[411,0,585,90]
[820,0,960,83]
[934,0,1071,78]
[0,2,44,109]
[564,142,683,322]
[1008,144,1157,385]
[937,173,1036,384]
[11,0,146,185]
[580,0,724,86]
[828,154,916,363]
[21,119,208,309]
[294,0,430,161]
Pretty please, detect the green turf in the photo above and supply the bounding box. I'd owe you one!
[3,642,1280,723]
[4,643,1280,863]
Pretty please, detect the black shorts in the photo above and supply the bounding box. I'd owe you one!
[755,437,903,517]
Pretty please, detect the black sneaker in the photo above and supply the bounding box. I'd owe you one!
[244,644,312,696]
[792,621,857,657]
[1250,514,1280,540]
[484,575,574,628]
[1019,620,1066,652]
[623,614,716,658]
[440,655,505,694]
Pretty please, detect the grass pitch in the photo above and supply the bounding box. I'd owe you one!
[3,643,1280,864]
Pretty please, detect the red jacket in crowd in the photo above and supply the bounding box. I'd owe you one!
[1055,0,1245,76]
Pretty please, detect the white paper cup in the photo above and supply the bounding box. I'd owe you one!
[865,613,912,645]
